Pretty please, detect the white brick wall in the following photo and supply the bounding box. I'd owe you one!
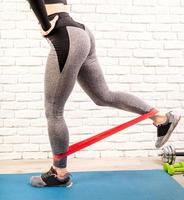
[0,0,184,160]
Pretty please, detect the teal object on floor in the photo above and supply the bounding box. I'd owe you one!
[0,170,184,200]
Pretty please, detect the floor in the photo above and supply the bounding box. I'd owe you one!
[0,157,184,188]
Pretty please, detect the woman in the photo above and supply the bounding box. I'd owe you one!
[27,0,180,187]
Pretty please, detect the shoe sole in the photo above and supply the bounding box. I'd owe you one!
[155,114,181,148]
[66,181,73,188]
[59,180,73,188]
[30,179,73,188]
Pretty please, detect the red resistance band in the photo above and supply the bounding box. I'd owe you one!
[53,108,158,160]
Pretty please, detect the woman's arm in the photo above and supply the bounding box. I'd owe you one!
[27,0,51,31]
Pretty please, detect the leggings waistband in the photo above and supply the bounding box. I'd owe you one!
[47,12,71,21]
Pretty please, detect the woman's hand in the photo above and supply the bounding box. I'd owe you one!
[41,15,59,37]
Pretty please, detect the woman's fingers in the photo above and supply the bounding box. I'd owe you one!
[52,15,59,24]
[41,15,59,36]
[49,15,59,31]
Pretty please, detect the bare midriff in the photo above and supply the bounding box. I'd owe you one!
[45,3,69,15]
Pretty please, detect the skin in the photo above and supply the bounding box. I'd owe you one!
[41,3,168,178]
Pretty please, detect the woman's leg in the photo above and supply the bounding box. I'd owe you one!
[44,26,90,174]
[77,26,181,149]
[77,26,158,117]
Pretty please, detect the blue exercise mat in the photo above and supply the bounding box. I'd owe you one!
[0,170,184,200]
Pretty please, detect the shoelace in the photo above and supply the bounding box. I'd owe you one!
[42,167,73,180]
[42,170,55,179]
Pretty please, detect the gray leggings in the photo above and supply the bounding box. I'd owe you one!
[44,12,153,168]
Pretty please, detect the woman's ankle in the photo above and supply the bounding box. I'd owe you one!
[150,112,168,125]
[53,166,68,177]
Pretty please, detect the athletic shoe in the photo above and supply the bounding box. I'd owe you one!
[154,111,181,148]
[30,166,73,187]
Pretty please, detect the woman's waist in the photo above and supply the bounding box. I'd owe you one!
[47,11,84,31]
[45,4,85,34]
[46,3,70,16]
[47,11,71,21]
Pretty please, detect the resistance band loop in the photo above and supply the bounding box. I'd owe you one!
[53,108,158,160]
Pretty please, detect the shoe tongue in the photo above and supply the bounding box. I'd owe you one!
[50,166,57,175]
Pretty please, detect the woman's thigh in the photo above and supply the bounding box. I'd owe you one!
[44,26,91,117]
[77,26,110,104]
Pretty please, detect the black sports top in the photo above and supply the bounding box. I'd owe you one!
[45,0,67,4]
[27,0,67,31]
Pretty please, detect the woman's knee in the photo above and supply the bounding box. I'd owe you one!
[93,90,113,107]
[45,105,64,119]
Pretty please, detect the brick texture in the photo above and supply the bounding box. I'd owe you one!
[0,0,184,160]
